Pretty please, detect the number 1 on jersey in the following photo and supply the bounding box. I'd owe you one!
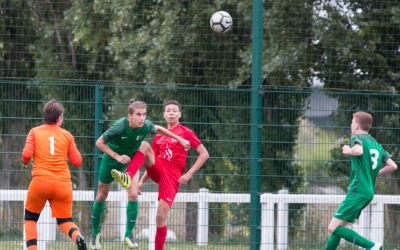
[49,136,55,155]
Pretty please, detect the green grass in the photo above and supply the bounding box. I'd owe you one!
[0,242,22,250]
[0,240,248,250]
[1,241,399,250]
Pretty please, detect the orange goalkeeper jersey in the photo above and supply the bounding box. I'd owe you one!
[22,124,82,181]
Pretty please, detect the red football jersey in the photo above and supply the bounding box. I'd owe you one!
[152,124,201,172]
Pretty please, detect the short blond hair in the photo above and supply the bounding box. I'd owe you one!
[353,111,373,131]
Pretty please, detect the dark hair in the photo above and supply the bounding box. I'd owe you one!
[353,111,373,131]
[128,99,147,114]
[43,99,64,124]
[163,100,181,111]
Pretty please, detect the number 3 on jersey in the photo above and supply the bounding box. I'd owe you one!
[370,149,379,170]
[49,136,55,155]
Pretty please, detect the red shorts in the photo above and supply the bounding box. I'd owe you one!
[146,160,182,207]
[25,179,73,218]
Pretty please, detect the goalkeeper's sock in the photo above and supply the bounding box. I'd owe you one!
[324,233,340,250]
[92,201,106,236]
[126,151,145,177]
[155,225,167,250]
[333,226,374,248]
[58,221,80,241]
[24,220,38,250]
[125,201,139,237]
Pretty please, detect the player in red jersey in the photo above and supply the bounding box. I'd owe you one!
[22,99,87,250]
[113,100,209,250]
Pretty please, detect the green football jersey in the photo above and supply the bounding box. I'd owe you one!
[348,133,390,199]
[102,118,155,158]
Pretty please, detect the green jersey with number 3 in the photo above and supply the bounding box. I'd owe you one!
[348,134,390,199]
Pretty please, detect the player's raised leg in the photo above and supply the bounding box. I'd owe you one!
[111,149,144,189]
[111,168,132,188]
[113,141,154,189]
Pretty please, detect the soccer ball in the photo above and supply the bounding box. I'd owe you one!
[210,11,233,33]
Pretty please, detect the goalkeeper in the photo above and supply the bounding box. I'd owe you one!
[22,99,87,250]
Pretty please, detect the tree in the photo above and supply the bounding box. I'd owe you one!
[1,0,320,241]
[315,0,400,241]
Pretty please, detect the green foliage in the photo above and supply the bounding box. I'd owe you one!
[264,0,317,86]
[1,0,315,197]
[262,87,309,192]
[59,1,253,84]
[0,1,36,78]
[315,1,400,90]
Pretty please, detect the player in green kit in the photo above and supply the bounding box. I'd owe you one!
[90,100,189,250]
[324,112,397,250]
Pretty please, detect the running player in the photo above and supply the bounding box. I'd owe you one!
[112,100,209,250]
[90,100,189,250]
[22,99,87,250]
[324,111,397,250]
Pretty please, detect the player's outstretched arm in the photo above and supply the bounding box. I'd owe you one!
[22,129,35,166]
[68,137,82,167]
[342,143,363,156]
[154,125,190,150]
[379,158,398,176]
[179,144,209,184]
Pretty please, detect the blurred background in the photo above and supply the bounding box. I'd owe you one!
[0,0,399,249]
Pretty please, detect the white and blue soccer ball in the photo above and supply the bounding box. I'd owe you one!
[210,11,233,33]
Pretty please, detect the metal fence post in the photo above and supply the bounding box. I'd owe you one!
[148,200,158,250]
[370,197,384,243]
[197,188,209,246]
[39,202,56,250]
[119,190,128,241]
[261,193,275,250]
[277,189,288,250]
[354,204,370,239]
[94,83,103,194]
[250,0,264,249]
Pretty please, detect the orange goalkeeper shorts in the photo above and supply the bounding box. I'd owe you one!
[25,179,73,218]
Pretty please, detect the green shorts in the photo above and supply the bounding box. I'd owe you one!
[98,154,128,184]
[334,194,372,223]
